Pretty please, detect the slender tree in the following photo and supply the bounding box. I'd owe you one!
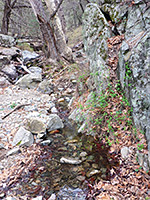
[29,0,73,61]
[28,0,59,59]
[1,0,17,34]
[45,0,73,61]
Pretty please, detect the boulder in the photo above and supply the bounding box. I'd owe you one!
[37,79,54,94]
[12,126,34,147]
[47,114,64,132]
[25,117,46,135]
[0,55,10,67]
[0,76,10,88]
[22,50,39,62]
[1,64,17,80]
[0,34,16,47]
[16,73,42,89]
[0,46,21,57]
[29,66,42,74]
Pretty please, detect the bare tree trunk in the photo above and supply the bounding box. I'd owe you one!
[28,0,59,59]
[45,0,73,62]
[1,0,17,34]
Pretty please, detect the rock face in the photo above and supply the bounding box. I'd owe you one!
[83,1,150,151]
[82,3,110,92]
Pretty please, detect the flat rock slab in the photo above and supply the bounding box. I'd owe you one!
[12,126,34,147]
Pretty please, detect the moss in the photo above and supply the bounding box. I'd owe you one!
[16,42,34,52]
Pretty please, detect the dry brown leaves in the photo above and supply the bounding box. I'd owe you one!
[0,144,43,192]
[86,35,150,199]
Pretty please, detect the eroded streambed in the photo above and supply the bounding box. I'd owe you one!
[0,86,119,199]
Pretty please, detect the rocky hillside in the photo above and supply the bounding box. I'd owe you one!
[82,0,150,166]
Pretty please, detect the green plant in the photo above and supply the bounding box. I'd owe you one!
[135,166,142,172]
[10,102,17,109]
[145,197,150,200]
[137,144,144,151]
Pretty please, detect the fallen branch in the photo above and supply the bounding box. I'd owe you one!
[2,103,31,120]
[16,58,32,74]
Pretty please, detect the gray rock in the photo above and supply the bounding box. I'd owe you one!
[37,79,53,94]
[7,147,20,156]
[22,50,39,62]
[76,176,85,181]
[68,108,82,122]
[82,0,150,153]
[121,147,129,159]
[41,140,52,146]
[12,126,34,147]
[57,186,86,200]
[82,3,110,92]
[29,66,42,74]
[51,107,58,114]
[137,151,150,171]
[25,117,46,135]
[16,73,42,89]
[0,55,10,67]
[1,64,17,80]
[47,114,64,132]
[0,77,10,88]
[60,157,82,165]
[79,152,88,158]
[0,46,21,57]
[86,169,100,177]
[0,34,16,47]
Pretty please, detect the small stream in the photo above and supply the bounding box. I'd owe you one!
[16,120,118,199]
[3,100,119,199]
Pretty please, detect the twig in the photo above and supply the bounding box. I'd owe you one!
[2,103,31,120]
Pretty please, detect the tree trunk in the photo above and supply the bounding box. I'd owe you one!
[1,0,17,34]
[28,0,59,59]
[45,0,73,62]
